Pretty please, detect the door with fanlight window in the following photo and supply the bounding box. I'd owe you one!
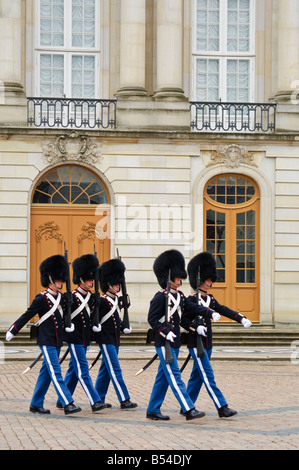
[30,165,111,305]
[203,174,260,322]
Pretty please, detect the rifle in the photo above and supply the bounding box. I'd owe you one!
[195,268,205,358]
[92,245,100,330]
[64,242,72,330]
[164,269,173,364]
[117,249,130,330]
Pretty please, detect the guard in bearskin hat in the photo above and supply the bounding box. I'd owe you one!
[6,255,81,416]
[57,254,107,413]
[181,251,252,418]
[93,258,137,410]
[146,249,220,422]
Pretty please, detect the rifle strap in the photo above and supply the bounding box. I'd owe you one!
[159,292,182,323]
[100,295,120,325]
[71,291,91,320]
[34,292,62,327]
[197,293,211,308]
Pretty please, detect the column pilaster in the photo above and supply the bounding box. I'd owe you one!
[0,0,26,126]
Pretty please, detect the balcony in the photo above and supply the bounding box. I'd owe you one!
[27,97,117,130]
[27,97,276,133]
[190,101,276,133]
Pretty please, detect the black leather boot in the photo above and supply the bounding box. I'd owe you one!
[218,405,237,418]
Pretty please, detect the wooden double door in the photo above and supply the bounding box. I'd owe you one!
[30,206,110,302]
[203,174,260,323]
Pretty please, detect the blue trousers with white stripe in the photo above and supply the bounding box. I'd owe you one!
[186,348,227,410]
[94,344,130,403]
[31,346,73,408]
[147,346,195,414]
[57,344,101,406]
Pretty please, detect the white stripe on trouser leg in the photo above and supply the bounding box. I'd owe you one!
[102,344,126,402]
[42,346,69,406]
[70,344,94,405]
[193,348,221,409]
[161,346,191,412]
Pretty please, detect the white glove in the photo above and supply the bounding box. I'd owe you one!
[92,324,102,333]
[166,331,177,342]
[196,325,207,337]
[212,312,221,322]
[123,327,132,334]
[65,323,75,333]
[6,331,14,342]
[241,318,252,328]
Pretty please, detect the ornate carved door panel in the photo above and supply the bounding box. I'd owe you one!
[30,207,110,302]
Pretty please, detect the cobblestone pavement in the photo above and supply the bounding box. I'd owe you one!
[0,352,298,452]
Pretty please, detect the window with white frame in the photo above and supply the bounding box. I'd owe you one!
[36,0,100,98]
[193,0,255,102]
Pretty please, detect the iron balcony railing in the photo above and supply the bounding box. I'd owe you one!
[27,97,276,133]
[190,101,276,133]
[27,97,117,130]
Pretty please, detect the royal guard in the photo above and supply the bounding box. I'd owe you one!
[6,255,81,415]
[181,251,252,418]
[93,258,137,410]
[146,249,221,422]
[57,254,107,413]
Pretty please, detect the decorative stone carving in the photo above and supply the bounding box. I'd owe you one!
[35,221,63,243]
[43,132,102,165]
[207,144,257,168]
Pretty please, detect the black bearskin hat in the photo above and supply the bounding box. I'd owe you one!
[72,254,99,285]
[187,252,217,290]
[153,249,187,289]
[39,255,68,288]
[99,258,125,293]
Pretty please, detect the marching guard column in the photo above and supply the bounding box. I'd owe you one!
[117,0,147,98]
[0,0,27,126]
[274,0,299,131]
[153,0,186,102]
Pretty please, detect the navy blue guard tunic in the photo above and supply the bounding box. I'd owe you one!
[148,288,215,348]
[93,294,123,346]
[63,287,94,347]
[9,288,65,348]
[181,291,245,350]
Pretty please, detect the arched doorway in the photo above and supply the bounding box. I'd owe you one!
[30,164,111,302]
[203,174,260,322]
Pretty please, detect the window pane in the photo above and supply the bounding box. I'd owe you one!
[40,0,64,47]
[32,166,108,205]
[72,0,95,48]
[196,0,219,52]
[227,0,250,52]
[196,58,219,101]
[40,54,64,97]
[72,55,95,98]
[227,59,250,102]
